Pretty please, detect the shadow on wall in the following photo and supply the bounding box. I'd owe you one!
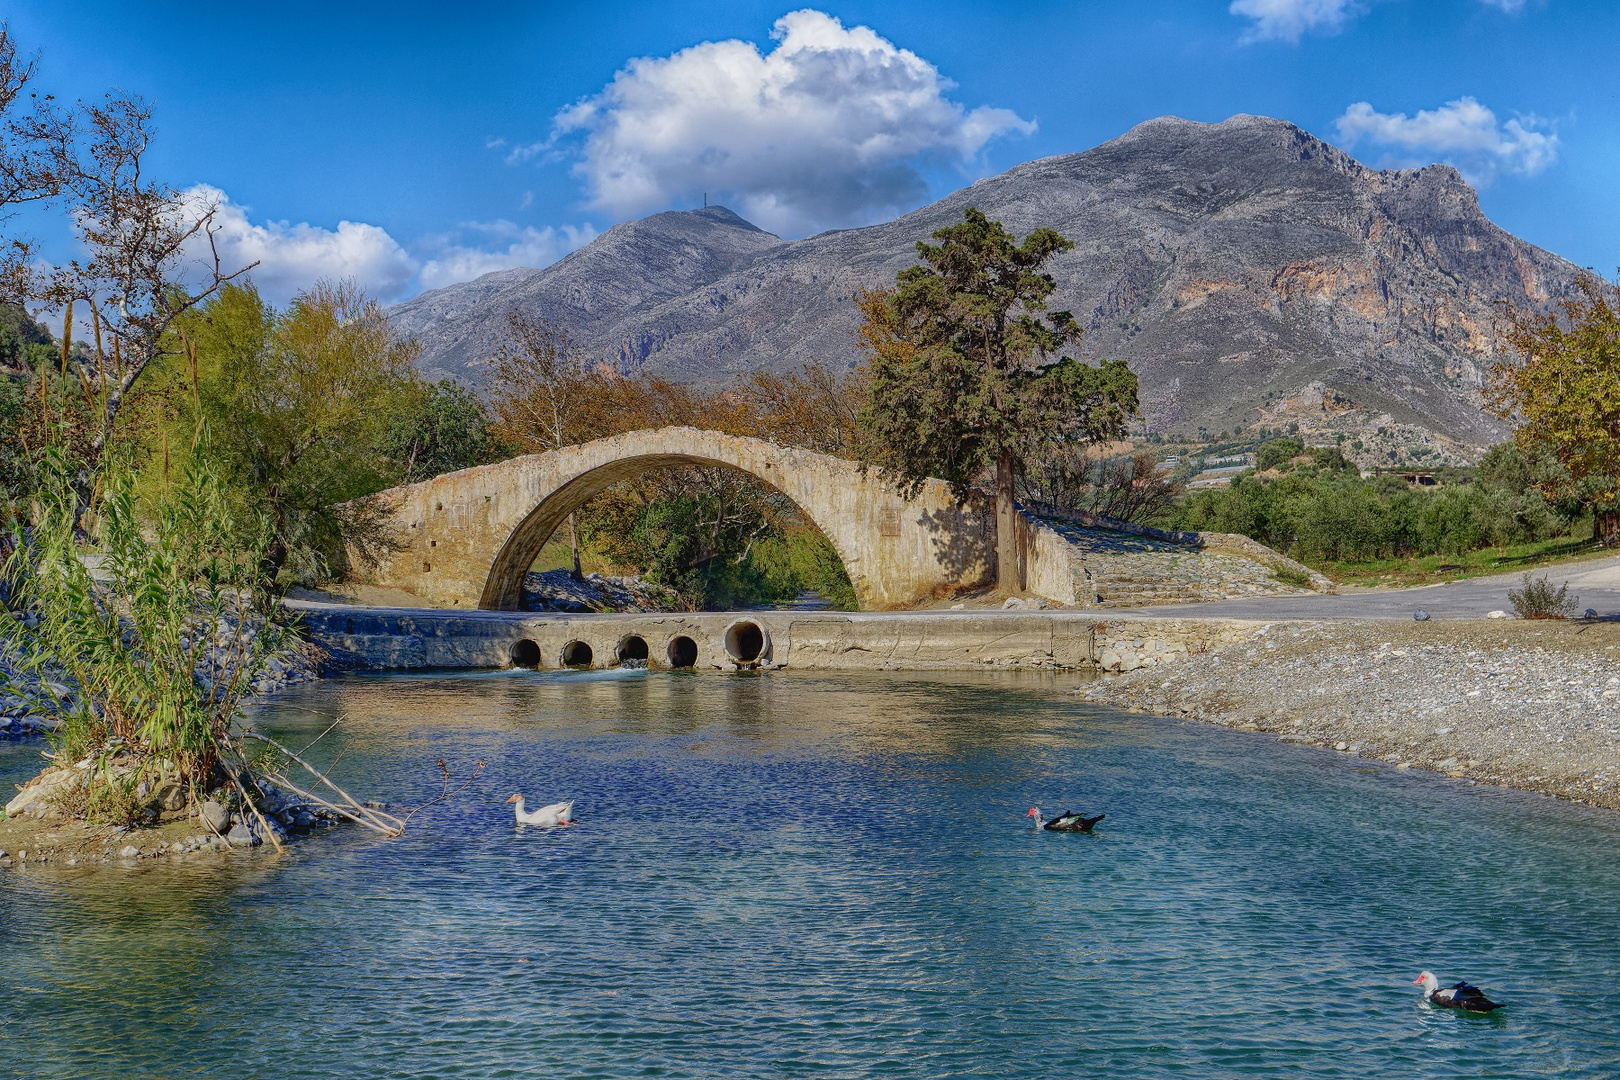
[917,500,998,597]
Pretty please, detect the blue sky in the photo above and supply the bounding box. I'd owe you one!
[9,0,1617,304]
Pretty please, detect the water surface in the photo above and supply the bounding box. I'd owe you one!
[4,669,1619,1078]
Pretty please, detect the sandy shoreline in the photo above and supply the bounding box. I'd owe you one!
[1074,617,1620,809]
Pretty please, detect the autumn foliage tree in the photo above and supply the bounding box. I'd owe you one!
[487,314,602,579]
[1487,271,1620,544]
[856,207,1139,591]
[737,357,865,456]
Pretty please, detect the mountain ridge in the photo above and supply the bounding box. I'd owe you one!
[391,114,1582,460]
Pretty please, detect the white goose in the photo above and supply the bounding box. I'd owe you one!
[506,794,576,827]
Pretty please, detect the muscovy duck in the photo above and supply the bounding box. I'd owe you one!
[1027,807,1105,832]
[1414,971,1503,1012]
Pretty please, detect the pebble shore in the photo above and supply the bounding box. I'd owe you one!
[0,779,364,869]
[1074,618,1620,809]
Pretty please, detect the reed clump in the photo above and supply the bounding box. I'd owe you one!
[0,445,386,842]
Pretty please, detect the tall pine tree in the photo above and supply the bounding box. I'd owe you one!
[857,207,1138,592]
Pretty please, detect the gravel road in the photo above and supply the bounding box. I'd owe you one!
[1122,552,1620,621]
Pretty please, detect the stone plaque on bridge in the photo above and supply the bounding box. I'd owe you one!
[878,508,901,537]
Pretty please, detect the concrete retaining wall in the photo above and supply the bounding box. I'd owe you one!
[291,602,1283,675]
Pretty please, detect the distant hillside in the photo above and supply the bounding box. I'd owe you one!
[390,115,1584,463]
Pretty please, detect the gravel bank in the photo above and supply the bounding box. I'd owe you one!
[1074,618,1620,809]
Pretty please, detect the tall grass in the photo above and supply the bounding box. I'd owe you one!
[0,444,290,817]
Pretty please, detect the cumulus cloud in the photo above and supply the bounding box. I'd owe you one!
[546,9,1034,236]
[415,221,597,293]
[175,186,591,303]
[179,185,417,305]
[1334,96,1558,184]
[1230,0,1365,43]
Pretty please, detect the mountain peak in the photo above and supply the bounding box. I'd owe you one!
[603,204,778,243]
[393,116,1578,456]
[687,205,771,233]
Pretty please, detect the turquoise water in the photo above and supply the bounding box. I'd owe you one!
[4,669,1620,1078]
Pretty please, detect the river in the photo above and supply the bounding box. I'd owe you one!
[4,669,1620,1078]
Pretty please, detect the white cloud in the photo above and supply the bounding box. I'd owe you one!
[415,221,597,293]
[546,9,1034,236]
[179,185,417,305]
[1334,96,1558,184]
[1234,0,1535,42]
[175,186,592,303]
[1230,0,1364,43]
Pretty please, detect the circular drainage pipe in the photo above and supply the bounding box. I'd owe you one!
[616,634,650,664]
[510,639,541,669]
[666,635,699,668]
[560,640,594,668]
[722,619,769,665]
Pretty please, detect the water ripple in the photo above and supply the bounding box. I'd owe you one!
[3,670,1620,1078]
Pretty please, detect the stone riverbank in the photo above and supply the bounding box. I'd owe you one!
[1075,617,1620,809]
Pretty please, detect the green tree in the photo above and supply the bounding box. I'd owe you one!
[0,303,53,371]
[382,379,509,484]
[1255,437,1305,472]
[856,207,1138,591]
[167,280,422,583]
[1487,271,1620,543]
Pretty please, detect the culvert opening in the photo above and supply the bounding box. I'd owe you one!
[510,639,541,669]
[617,635,650,664]
[667,635,698,669]
[723,620,767,664]
[561,640,594,668]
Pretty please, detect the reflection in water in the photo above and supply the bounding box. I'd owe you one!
[3,669,1620,1079]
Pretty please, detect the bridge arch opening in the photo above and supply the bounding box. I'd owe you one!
[667,635,699,668]
[616,635,649,664]
[510,639,541,668]
[561,640,594,668]
[478,448,861,612]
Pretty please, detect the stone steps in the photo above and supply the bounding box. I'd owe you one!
[1041,518,1315,610]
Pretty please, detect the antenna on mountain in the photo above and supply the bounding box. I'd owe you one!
[703,192,707,208]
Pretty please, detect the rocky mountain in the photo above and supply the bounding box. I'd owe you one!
[391,114,1584,462]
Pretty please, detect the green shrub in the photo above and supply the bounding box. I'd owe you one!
[1271,565,1311,588]
[1508,573,1578,620]
[1255,437,1304,471]
[1168,447,1571,565]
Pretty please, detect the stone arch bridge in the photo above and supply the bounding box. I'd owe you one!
[346,427,1075,611]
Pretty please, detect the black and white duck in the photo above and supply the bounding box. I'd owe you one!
[1027,807,1105,832]
[1414,970,1503,1012]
